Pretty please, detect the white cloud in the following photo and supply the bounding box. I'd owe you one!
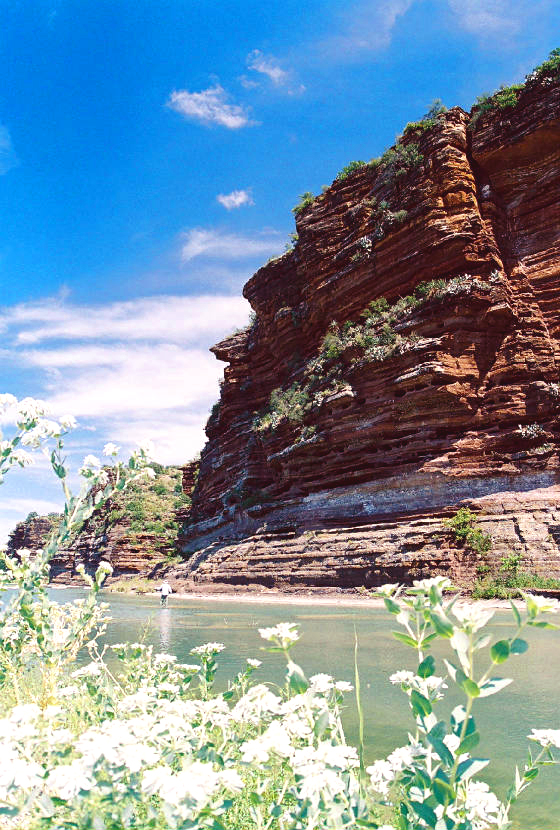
[247,50,290,86]
[1,294,248,345]
[0,125,18,175]
[318,0,415,58]
[180,228,284,262]
[216,189,254,210]
[166,85,253,129]
[245,50,305,95]
[239,75,260,90]
[0,292,253,468]
[40,345,220,418]
[446,0,521,35]
[317,0,536,59]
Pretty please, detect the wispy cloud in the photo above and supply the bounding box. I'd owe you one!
[166,85,253,129]
[0,292,252,467]
[446,0,522,36]
[244,50,305,94]
[318,0,414,59]
[216,189,254,210]
[247,50,290,86]
[0,125,18,175]
[1,294,248,345]
[180,228,284,262]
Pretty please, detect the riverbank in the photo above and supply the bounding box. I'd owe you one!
[48,580,543,609]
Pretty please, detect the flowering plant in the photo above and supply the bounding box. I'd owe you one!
[0,395,558,829]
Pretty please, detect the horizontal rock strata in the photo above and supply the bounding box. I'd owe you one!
[175,72,560,589]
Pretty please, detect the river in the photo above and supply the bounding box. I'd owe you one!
[55,588,560,829]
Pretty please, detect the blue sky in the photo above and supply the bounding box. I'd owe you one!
[1,0,559,540]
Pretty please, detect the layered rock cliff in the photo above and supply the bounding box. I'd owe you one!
[7,467,189,584]
[175,57,560,589]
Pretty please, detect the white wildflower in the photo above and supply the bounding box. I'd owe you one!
[310,673,334,693]
[462,780,505,829]
[190,642,225,656]
[412,575,452,591]
[453,605,495,631]
[154,652,177,664]
[47,761,94,800]
[0,746,44,798]
[258,621,300,646]
[9,449,33,467]
[334,680,353,692]
[522,593,560,614]
[82,454,101,468]
[246,658,262,668]
[0,393,17,414]
[377,583,400,597]
[232,684,282,722]
[59,414,77,430]
[57,685,80,698]
[528,728,560,748]
[102,442,120,456]
[71,661,102,678]
[390,670,415,685]
[16,397,50,422]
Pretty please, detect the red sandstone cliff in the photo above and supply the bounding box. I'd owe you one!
[174,65,560,588]
[13,71,560,592]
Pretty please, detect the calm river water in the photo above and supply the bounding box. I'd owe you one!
[53,588,559,829]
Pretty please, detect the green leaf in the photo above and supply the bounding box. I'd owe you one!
[418,655,436,678]
[524,767,539,781]
[478,677,513,697]
[384,597,401,615]
[490,640,511,664]
[427,735,454,767]
[430,612,454,638]
[510,638,528,655]
[528,620,559,630]
[457,758,489,781]
[410,689,432,717]
[420,632,438,648]
[410,801,437,827]
[392,631,418,648]
[456,669,480,698]
[314,709,330,738]
[432,777,454,806]
[249,792,264,806]
[510,599,521,627]
[287,661,309,694]
[458,731,480,754]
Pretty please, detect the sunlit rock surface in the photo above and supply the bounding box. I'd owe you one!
[173,76,560,589]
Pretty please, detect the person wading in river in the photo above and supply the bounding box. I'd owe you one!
[159,581,172,607]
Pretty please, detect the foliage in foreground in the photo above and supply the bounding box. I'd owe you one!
[1,394,560,830]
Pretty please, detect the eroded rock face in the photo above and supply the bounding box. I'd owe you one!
[176,74,560,588]
[6,468,188,585]
[7,515,56,556]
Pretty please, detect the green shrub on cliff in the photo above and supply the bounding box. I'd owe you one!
[292,191,315,216]
[443,507,492,555]
[336,160,366,180]
[253,273,502,436]
[529,46,560,81]
[377,142,423,183]
[403,98,447,136]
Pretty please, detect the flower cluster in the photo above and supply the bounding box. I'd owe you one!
[0,393,559,830]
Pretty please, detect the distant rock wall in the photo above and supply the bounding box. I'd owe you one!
[7,468,187,585]
[175,71,560,588]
